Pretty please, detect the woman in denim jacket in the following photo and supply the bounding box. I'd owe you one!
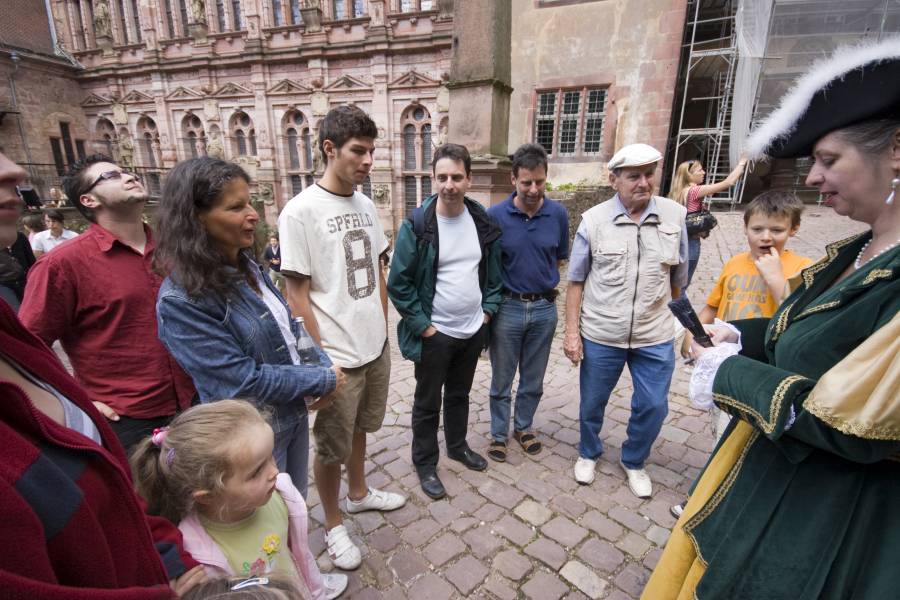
[154,157,343,498]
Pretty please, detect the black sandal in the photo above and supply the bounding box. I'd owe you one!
[488,440,507,462]
[514,431,543,455]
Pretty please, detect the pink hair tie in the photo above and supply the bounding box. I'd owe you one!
[151,426,169,447]
[151,427,176,466]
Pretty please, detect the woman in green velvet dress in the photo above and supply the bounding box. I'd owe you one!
[644,39,900,600]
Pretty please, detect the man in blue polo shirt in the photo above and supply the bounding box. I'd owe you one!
[486,143,569,463]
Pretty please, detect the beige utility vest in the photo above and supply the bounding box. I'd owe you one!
[580,196,686,348]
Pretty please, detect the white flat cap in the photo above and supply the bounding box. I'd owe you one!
[608,143,662,170]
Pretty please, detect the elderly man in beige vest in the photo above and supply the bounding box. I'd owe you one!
[564,143,688,498]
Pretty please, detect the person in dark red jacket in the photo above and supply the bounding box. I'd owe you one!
[0,151,205,599]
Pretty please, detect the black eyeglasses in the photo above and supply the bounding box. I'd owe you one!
[85,170,142,192]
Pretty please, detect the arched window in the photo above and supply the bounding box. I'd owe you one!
[230,111,256,156]
[181,113,206,158]
[281,110,314,200]
[95,118,117,157]
[400,104,432,214]
[136,116,162,196]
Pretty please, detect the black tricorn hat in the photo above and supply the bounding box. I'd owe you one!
[745,37,900,160]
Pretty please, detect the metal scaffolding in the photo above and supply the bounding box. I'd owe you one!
[668,0,743,209]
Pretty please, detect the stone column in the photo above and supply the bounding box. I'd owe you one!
[446,0,511,207]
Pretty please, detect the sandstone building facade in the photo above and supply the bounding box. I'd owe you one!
[3,0,687,234]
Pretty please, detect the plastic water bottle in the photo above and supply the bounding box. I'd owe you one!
[295,317,321,406]
[294,317,320,364]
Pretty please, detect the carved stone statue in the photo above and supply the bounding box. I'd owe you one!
[206,129,224,158]
[93,0,112,38]
[191,0,206,23]
[258,183,275,205]
[118,134,134,168]
[311,133,324,174]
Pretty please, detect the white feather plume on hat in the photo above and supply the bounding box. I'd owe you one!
[745,36,900,159]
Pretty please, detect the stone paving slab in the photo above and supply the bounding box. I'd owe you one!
[300,208,864,599]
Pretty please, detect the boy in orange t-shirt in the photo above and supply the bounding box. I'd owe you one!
[687,190,813,340]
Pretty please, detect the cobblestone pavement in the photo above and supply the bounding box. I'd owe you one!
[303,207,865,600]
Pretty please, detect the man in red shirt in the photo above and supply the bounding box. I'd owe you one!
[20,155,195,452]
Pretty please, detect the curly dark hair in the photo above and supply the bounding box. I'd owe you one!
[63,153,114,222]
[153,157,256,298]
[318,105,378,165]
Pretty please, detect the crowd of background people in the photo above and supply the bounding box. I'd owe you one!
[0,37,898,600]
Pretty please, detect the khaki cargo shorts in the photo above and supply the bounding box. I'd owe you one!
[313,340,390,465]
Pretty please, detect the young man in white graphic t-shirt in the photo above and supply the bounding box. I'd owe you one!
[279,105,406,571]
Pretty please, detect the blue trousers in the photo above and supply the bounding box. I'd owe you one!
[579,338,675,469]
[273,411,310,498]
[685,236,702,289]
[489,297,558,441]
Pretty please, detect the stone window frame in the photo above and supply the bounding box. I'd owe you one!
[392,0,436,14]
[400,104,433,215]
[229,111,258,157]
[280,109,316,197]
[181,113,207,159]
[331,0,367,20]
[532,85,607,160]
[49,121,88,176]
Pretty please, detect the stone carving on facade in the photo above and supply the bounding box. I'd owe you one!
[310,90,328,116]
[301,0,323,32]
[203,99,220,122]
[372,184,389,206]
[206,128,224,158]
[437,0,453,19]
[436,121,448,147]
[257,182,275,205]
[437,85,450,113]
[369,0,385,26]
[112,103,128,125]
[92,0,112,38]
[191,0,206,23]
[118,133,135,168]
[311,133,323,174]
[233,155,259,179]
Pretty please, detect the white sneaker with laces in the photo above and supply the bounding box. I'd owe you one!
[621,461,653,498]
[345,487,406,514]
[324,525,361,570]
[574,457,596,485]
[322,572,349,599]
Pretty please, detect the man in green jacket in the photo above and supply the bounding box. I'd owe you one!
[387,143,503,500]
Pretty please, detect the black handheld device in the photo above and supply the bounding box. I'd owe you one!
[667,296,714,348]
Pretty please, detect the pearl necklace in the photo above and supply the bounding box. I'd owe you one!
[855,236,900,269]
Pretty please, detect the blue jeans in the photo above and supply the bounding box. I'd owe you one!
[273,411,310,498]
[685,236,702,289]
[579,338,675,469]
[489,297,558,442]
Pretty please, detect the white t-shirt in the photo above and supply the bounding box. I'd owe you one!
[278,184,388,368]
[31,229,77,253]
[431,208,484,339]
[254,269,301,365]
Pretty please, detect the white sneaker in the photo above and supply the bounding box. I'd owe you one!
[574,457,596,485]
[324,525,361,570]
[621,461,653,498]
[322,572,349,599]
[345,487,406,514]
